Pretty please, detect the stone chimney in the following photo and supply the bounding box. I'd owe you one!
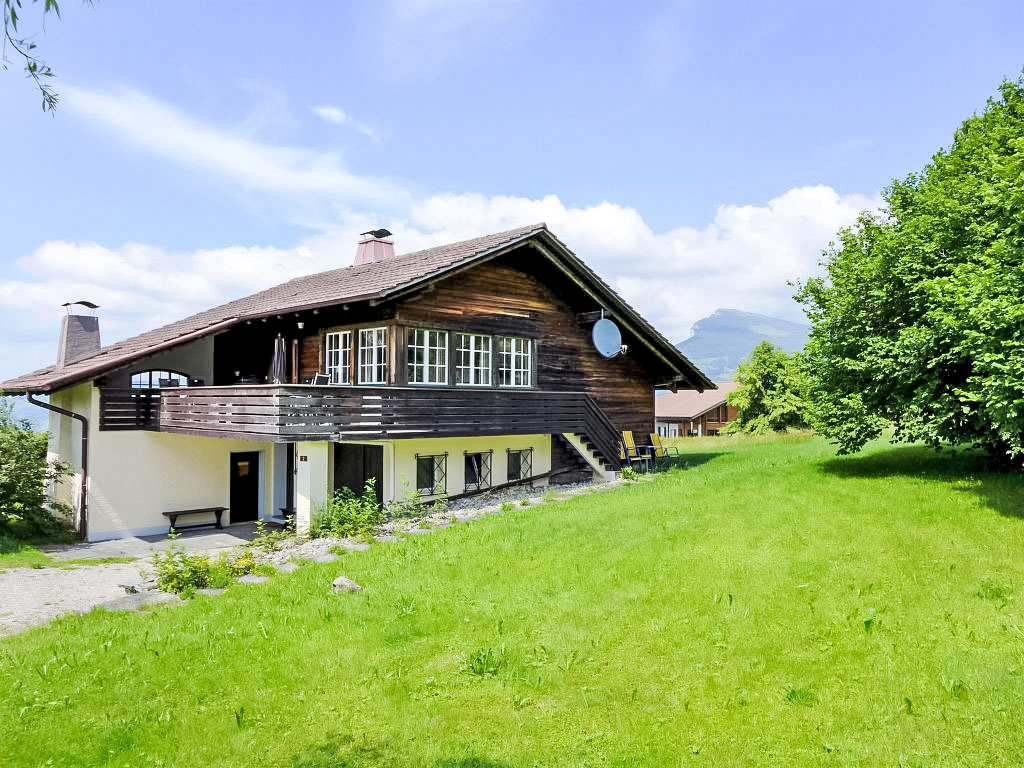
[354,228,396,266]
[57,303,101,368]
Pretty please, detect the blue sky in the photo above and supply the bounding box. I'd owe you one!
[2,0,1023,394]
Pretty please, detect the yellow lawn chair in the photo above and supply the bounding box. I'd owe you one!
[649,433,684,470]
[620,430,653,473]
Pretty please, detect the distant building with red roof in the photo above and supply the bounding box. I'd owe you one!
[655,382,739,437]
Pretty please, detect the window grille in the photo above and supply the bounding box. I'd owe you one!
[498,336,532,387]
[407,328,448,384]
[506,447,533,483]
[415,452,447,495]
[455,333,492,386]
[358,327,388,384]
[130,370,188,388]
[464,450,493,492]
[324,330,352,384]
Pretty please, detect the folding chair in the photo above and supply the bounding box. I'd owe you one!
[620,430,653,473]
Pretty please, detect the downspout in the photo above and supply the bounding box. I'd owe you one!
[26,393,89,542]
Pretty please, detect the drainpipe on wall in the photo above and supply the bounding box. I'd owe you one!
[26,393,89,542]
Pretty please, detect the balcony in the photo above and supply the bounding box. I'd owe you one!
[99,385,621,466]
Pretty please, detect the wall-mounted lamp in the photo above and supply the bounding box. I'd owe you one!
[296,321,305,330]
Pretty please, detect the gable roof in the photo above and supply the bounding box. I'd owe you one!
[1,224,712,394]
[656,381,738,420]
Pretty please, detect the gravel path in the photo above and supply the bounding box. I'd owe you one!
[0,561,148,637]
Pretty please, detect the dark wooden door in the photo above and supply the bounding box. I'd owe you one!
[334,444,384,504]
[230,451,261,522]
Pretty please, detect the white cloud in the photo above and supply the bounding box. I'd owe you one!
[63,86,403,209]
[311,104,382,143]
[0,186,875,382]
[0,86,877,383]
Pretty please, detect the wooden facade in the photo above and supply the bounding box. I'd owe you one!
[89,236,709,473]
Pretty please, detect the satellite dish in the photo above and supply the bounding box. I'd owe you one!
[592,317,623,358]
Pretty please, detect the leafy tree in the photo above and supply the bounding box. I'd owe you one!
[0,397,73,538]
[724,340,810,434]
[796,75,1024,462]
[3,0,84,111]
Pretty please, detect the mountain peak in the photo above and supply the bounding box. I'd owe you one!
[677,309,808,381]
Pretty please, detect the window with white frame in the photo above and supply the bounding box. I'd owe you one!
[130,370,188,388]
[324,330,352,384]
[498,336,532,387]
[455,333,492,386]
[358,327,388,384]
[407,328,448,384]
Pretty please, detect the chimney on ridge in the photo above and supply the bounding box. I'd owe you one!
[354,228,396,266]
[57,301,101,368]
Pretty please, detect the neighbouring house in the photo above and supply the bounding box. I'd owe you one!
[655,382,738,437]
[1,224,711,541]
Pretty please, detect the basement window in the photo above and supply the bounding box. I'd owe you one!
[464,450,492,492]
[407,328,448,384]
[416,453,447,496]
[507,447,533,483]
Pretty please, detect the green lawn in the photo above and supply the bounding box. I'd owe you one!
[3,435,1024,766]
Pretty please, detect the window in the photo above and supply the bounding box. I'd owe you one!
[498,336,532,387]
[130,370,188,388]
[325,331,352,384]
[464,450,492,492]
[416,453,447,495]
[407,328,448,384]
[358,327,388,384]
[455,333,492,386]
[507,447,533,483]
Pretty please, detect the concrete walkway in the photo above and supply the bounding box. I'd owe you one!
[40,523,262,561]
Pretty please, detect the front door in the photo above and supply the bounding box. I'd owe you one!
[230,451,261,522]
[333,444,384,504]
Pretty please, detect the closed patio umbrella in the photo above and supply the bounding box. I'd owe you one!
[269,333,287,384]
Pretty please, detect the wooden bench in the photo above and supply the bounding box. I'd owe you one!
[162,507,227,533]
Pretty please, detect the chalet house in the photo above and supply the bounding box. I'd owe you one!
[655,381,738,437]
[1,224,711,542]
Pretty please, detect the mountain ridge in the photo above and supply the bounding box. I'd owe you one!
[676,308,809,381]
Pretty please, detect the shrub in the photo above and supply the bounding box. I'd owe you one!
[386,487,449,520]
[150,543,211,595]
[150,541,267,594]
[310,479,383,538]
[0,397,75,540]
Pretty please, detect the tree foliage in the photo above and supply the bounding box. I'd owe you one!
[796,75,1024,462]
[724,340,810,434]
[0,397,73,538]
[2,0,76,111]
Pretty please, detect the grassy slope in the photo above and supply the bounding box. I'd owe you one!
[3,435,1024,766]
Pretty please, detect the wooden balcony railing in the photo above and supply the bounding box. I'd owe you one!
[99,385,622,467]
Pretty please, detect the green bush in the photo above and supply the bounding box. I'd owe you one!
[150,540,266,594]
[0,397,75,540]
[386,487,449,520]
[150,544,211,595]
[310,479,383,538]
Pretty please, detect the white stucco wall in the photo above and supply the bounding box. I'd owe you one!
[48,385,275,540]
[389,434,551,502]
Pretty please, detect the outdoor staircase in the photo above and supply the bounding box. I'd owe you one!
[558,432,619,482]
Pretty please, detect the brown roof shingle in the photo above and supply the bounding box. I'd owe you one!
[655,382,738,420]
